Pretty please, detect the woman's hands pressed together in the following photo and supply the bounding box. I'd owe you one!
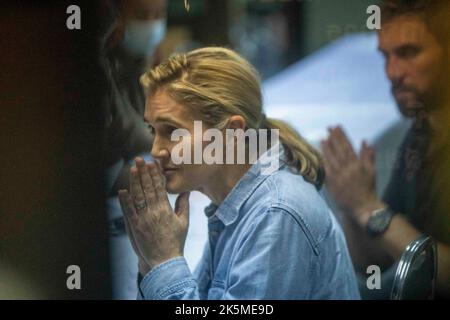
[118,157,190,276]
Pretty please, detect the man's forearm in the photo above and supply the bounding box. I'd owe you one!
[355,201,450,297]
[338,208,393,272]
[376,214,421,260]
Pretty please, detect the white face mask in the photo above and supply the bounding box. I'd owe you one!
[122,19,166,58]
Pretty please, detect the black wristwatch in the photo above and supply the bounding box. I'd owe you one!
[366,207,396,238]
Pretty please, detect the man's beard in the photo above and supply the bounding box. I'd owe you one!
[394,57,450,118]
[392,77,449,119]
[392,84,427,118]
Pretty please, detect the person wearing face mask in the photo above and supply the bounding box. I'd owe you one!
[121,15,166,59]
[102,0,168,194]
[99,0,168,299]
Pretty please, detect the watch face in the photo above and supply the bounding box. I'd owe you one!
[368,209,393,236]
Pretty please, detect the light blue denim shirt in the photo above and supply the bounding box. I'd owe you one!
[138,145,361,300]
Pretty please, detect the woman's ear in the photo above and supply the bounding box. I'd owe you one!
[227,115,246,131]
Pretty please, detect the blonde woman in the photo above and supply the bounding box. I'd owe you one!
[118,47,360,299]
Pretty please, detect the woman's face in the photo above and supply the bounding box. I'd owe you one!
[144,90,220,194]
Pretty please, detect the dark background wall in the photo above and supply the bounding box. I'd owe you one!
[163,0,380,79]
[0,1,111,299]
[301,0,380,55]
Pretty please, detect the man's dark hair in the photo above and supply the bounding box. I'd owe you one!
[380,0,450,46]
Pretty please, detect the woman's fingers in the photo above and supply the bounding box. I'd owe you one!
[130,165,147,214]
[118,189,138,221]
[119,190,148,263]
[148,162,170,205]
[175,192,190,227]
[135,157,157,205]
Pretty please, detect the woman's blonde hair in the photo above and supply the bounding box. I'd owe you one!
[140,47,324,189]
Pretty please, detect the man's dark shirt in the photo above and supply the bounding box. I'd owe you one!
[383,116,450,244]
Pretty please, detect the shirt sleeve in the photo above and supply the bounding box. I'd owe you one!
[138,206,318,300]
[138,257,200,300]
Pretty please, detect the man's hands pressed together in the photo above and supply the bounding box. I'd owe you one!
[118,157,190,276]
[321,126,384,227]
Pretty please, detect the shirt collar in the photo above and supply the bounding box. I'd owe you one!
[203,143,286,226]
